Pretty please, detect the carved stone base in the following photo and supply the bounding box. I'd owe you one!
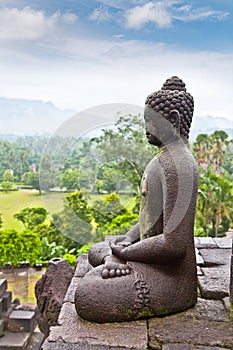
[41,238,233,350]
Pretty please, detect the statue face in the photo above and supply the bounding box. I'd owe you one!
[144,106,178,147]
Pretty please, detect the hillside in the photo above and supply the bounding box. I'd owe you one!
[0,97,232,141]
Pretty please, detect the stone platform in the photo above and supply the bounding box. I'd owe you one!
[0,278,44,350]
[42,237,233,350]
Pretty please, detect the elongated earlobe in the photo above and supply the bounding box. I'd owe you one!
[169,109,180,134]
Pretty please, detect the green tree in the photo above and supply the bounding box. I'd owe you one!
[60,169,79,190]
[0,181,13,192]
[3,169,14,182]
[22,171,41,194]
[192,131,232,175]
[14,207,47,230]
[95,163,123,193]
[196,170,233,237]
[91,115,156,195]
[0,229,41,266]
[92,193,127,227]
[52,191,92,250]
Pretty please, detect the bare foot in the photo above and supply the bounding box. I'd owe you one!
[101,255,131,279]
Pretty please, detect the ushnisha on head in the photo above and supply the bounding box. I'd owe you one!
[145,76,194,139]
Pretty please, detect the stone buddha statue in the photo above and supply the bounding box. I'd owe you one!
[75,76,198,323]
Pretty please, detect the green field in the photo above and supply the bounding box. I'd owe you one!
[0,189,64,230]
[0,189,136,230]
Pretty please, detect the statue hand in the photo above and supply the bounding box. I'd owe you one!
[109,241,127,259]
[101,255,131,279]
[111,236,132,247]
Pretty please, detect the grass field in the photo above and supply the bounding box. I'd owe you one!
[0,189,136,230]
[0,189,64,230]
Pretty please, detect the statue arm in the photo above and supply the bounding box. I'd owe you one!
[111,231,186,264]
[112,160,187,264]
[114,223,140,246]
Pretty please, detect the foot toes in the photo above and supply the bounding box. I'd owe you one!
[102,268,110,279]
[109,269,116,277]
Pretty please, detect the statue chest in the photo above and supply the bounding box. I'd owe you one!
[139,157,163,239]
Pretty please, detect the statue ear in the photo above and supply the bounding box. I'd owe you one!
[169,109,180,133]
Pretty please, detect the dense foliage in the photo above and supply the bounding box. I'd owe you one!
[0,114,232,266]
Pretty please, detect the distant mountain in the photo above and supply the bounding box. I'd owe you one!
[0,97,76,135]
[0,97,232,141]
[190,115,233,141]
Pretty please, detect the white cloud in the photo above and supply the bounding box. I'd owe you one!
[61,12,78,24]
[89,6,112,22]
[0,7,77,41]
[126,2,172,29]
[125,1,229,29]
[174,7,229,22]
[0,36,232,123]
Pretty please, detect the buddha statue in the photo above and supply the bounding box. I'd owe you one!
[75,76,198,323]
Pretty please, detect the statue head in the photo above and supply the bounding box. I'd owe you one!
[144,76,194,147]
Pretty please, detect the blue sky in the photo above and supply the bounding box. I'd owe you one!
[0,0,233,121]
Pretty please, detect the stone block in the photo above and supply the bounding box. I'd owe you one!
[148,309,233,349]
[193,298,229,322]
[0,331,30,349]
[47,301,148,350]
[213,237,232,249]
[0,298,2,317]
[63,277,79,303]
[2,291,12,311]
[0,320,4,337]
[1,304,14,321]
[195,248,204,266]
[74,254,90,278]
[35,257,73,337]
[26,331,45,350]
[8,310,36,333]
[0,279,7,297]
[194,237,217,249]
[163,345,229,350]
[199,248,231,267]
[198,275,229,299]
[223,296,233,321]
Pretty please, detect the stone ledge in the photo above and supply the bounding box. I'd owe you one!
[148,312,233,349]
[41,237,233,350]
[44,302,148,350]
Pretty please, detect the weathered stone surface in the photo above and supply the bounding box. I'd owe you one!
[213,237,232,249]
[0,298,2,317]
[201,266,230,278]
[35,258,73,337]
[0,319,4,337]
[198,275,229,299]
[46,302,148,350]
[0,279,7,297]
[193,298,229,322]
[194,237,217,249]
[196,266,203,276]
[8,310,36,333]
[148,311,233,349]
[199,248,231,267]
[26,331,45,350]
[63,277,79,303]
[163,345,229,350]
[0,331,30,349]
[74,254,90,278]
[43,343,129,350]
[2,291,12,311]
[195,248,204,266]
[223,296,233,321]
